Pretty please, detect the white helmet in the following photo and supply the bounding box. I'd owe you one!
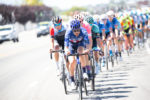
[100,14,108,20]
[106,10,114,16]
[93,14,100,21]
[73,14,84,21]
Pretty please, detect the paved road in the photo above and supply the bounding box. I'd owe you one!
[0,31,150,100]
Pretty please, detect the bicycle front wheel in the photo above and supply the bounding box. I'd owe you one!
[62,64,67,94]
[77,64,83,100]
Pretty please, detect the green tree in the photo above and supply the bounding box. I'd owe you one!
[61,6,87,16]
[25,0,43,6]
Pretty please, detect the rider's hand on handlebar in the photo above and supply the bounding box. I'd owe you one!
[49,48,53,53]
[84,49,90,54]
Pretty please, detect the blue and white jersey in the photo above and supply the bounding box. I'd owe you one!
[65,27,89,47]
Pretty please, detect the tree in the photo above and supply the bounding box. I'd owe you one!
[61,6,87,16]
[25,0,43,6]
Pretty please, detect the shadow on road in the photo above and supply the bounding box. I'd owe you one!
[83,66,138,100]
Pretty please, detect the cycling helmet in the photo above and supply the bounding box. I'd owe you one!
[93,14,100,21]
[100,14,108,20]
[106,10,114,16]
[73,14,84,21]
[70,19,80,30]
[52,16,62,24]
[91,24,99,33]
[85,16,94,24]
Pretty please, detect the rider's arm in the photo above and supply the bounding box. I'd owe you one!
[64,30,70,54]
[50,27,54,49]
[102,29,105,40]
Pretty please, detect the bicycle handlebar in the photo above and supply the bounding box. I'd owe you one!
[66,53,88,62]
[50,50,65,59]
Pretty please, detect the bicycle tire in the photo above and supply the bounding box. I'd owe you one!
[62,64,67,94]
[91,64,95,91]
[111,56,114,67]
[77,64,83,100]
[83,80,88,96]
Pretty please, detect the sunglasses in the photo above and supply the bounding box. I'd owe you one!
[54,23,61,27]
[73,29,80,32]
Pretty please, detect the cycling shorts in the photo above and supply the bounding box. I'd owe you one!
[69,41,85,54]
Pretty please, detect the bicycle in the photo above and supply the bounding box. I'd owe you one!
[103,40,109,70]
[50,50,68,95]
[89,48,103,91]
[67,52,88,100]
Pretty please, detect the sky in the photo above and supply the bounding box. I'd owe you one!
[0,0,110,10]
[0,0,142,10]
[43,0,110,10]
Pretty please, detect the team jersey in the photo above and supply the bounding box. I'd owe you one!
[82,21,92,38]
[110,17,118,30]
[121,19,130,30]
[65,27,89,47]
[50,25,66,40]
[141,14,146,26]
[94,21,105,34]
[103,19,112,33]
[137,15,142,25]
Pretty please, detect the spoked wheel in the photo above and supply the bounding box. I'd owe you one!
[99,57,102,72]
[115,53,118,64]
[127,50,129,56]
[91,65,95,91]
[104,44,109,70]
[106,56,109,70]
[77,64,83,100]
[62,64,67,94]
[111,56,114,67]
[83,80,88,96]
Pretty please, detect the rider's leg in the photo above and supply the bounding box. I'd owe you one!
[124,35,129,50]
[54,45,60,70]
[85,37,92,75]
[69,56,76,82]
[130,34,134,48]
[78,46,88,79]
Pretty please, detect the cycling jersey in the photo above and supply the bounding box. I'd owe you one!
[65,27,89,53]
[110,17,118,30]
[50,25,66,40]
[121,19,130,30]
[141,14,146,27]
[94,21,105,34]
[82,21,92,38]
[104,20,112,33]
[91,24,100,48]
[50,25,66,49]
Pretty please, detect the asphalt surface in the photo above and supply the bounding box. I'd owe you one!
[0,30,150,100]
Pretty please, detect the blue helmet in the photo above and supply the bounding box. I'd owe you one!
[70,19,80,30]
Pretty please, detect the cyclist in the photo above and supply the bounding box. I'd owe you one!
[73,14,92,78]
[107,10,122,59]
[65,19,90,89]
[100,14,112,67]
[49,16,68,76]
[93,14,105,52]
[120,15,133,52]
[85,15,102,74]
